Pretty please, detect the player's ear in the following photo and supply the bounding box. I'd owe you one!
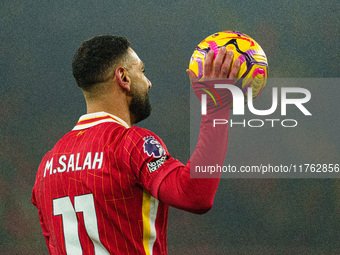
[115,67,131,92]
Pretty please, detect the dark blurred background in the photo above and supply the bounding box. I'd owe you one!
[1,0,340,254]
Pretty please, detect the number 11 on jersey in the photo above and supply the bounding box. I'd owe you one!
[53,194,109,254]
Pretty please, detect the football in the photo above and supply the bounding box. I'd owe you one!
[189,31,268,102]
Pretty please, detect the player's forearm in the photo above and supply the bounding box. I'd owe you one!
[190,109,231,175]
[158,163,217,214]
[158,105,231,214]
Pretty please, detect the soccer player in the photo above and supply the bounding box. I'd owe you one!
[31,35,239,254]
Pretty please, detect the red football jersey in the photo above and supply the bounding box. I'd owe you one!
[32,112,184,255]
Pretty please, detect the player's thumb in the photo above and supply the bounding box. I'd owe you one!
[186,69,197,79]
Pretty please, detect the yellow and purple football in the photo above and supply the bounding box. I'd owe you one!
[189,31,268,102]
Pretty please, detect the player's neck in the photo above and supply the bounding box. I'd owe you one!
[82,81,134,127]
[85,96,132,127]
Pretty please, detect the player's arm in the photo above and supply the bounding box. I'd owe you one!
[156,48,240,214]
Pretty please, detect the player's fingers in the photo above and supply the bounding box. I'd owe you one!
[220,50,234,78]
[203,50,214,77]
[212,47,226,77]
[186,69,197,79]
[228,58,240,79]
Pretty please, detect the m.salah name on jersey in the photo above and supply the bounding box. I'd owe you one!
[43,152,103,177]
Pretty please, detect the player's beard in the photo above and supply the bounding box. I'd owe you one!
[129,86,151,124]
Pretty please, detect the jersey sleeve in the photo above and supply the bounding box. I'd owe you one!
[118,126,184,197]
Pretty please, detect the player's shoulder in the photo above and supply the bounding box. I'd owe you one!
[126,126,163,143]
[128,125,156,136]
[40,150,53,163]
[36,149,54,177]
[124,126,167,153]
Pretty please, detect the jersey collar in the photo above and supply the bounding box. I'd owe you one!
[73,112,130,130]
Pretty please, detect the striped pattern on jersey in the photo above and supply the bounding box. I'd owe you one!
[32,112,183,254]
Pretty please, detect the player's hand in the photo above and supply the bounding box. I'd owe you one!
[186,47,239,111]
[186,47,240,80]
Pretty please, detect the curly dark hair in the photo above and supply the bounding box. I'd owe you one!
[72,35,130,89]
